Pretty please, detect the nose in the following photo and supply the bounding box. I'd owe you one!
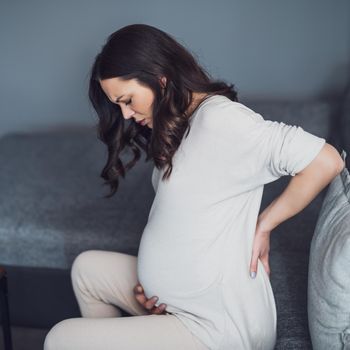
[120,105,135,120]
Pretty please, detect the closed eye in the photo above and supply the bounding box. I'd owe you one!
[112,98,132,106]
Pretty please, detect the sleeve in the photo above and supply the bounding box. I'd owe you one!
[252,118,327,184]
[202,100,327,188]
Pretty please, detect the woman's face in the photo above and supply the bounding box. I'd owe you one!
[99,77,161,129]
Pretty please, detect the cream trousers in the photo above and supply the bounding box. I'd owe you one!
[43,250,209,350]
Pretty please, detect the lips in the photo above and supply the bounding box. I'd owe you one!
[137,119,147,126]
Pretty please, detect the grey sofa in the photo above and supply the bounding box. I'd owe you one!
[0,95,346,349]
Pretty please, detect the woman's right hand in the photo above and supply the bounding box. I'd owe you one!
[133,283,168,315]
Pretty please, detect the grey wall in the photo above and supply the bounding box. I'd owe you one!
[1,0,349,137]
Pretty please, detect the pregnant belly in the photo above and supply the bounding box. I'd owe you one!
[137,227,222,305]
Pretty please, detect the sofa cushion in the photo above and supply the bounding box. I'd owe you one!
[307,149,350,349]
[0,126,154,269]
[270,250,313,348]
[339,84,350,167]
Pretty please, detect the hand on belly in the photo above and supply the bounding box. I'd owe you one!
[133,282,169,314]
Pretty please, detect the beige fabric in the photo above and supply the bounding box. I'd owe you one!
[44,250,209,350]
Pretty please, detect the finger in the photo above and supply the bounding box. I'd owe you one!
[262,262,271,276]
[144,296,159,310]
[249,251,259,279]
[133,284,143,294]
[151,303,167,315]
[134,290,148,304]
[260,256,271,276]
[145,297,159,311]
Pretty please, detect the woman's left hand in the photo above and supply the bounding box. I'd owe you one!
[249,218,272,279]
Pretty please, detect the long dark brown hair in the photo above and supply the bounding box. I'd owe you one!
[88,23,239,198]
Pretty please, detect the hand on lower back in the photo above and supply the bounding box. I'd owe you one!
[249,217,272,279]
[133,283,168,315]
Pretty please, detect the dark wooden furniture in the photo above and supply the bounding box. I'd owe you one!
[0,266,13,350]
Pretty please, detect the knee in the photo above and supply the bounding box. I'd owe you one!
[71,250,100,283]
[44,319,71,350]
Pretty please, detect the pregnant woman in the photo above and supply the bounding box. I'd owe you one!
[44,24,344,350]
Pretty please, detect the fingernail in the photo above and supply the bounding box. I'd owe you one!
[250,271,256,279]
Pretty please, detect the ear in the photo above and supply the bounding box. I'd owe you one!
[159,76,167,89]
